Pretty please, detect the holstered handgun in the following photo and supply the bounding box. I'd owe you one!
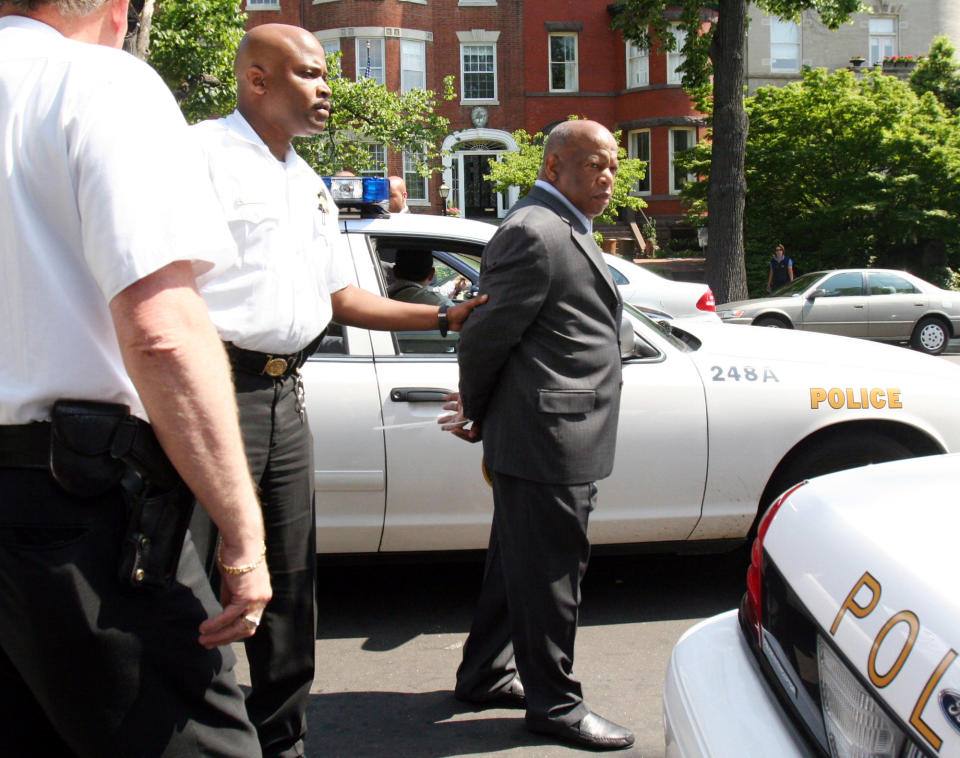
[49,400,194,590]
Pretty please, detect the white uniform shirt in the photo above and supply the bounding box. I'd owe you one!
[0,17,237,424]
[193,112,354,354]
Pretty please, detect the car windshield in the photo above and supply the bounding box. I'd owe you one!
[771,272,825,296]
[622,302,692,353]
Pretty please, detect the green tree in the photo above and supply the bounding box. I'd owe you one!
[145,0,247,123]
[483,124,647,229]
[730,68,960,294]
[612,0,861,303]
[294,53,456,178]
[910,36,960,113]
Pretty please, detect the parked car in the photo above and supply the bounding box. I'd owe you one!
[663,454,960,758]
[717,268,960,355]
[603,254,717,322]
[299,194,960,556]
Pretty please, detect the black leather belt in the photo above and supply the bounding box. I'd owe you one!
[0,422,51,468]
[223,337,320,379]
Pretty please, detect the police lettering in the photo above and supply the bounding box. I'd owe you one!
[831,571,957,752]
[810,387,902,410]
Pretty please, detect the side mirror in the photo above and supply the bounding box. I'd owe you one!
[619,315,636,360]
[807,289,825,300]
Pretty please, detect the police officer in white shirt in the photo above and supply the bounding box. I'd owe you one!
[0,1,271,755]
[189,24,485,758]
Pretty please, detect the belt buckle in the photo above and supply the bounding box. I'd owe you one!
[263,357,288,377]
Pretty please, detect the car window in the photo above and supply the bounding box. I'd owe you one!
[309,322,348,355]
[608,265,629,286]
[819,272,864,297]
[772,272,823,296]
[371,235,483,355]
[867,272,919,295]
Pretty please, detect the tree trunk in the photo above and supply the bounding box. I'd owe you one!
[705,0,749,304]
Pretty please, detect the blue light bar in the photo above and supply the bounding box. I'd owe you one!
[322,176,390,206]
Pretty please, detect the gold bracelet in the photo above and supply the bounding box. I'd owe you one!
[217,538,267,576]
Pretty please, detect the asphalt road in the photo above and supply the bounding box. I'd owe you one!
[233,548,749,758]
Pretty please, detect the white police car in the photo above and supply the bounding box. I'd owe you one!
[305,177,960,556]
[663,454,960,758]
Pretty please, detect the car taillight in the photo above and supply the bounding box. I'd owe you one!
[696,289,716,312]
[744,481,807,644]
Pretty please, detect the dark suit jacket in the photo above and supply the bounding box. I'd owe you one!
[458,185,623,485]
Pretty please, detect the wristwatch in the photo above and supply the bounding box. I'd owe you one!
[438,304,449,337]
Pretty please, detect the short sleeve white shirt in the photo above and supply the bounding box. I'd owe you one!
[0,17,237,424]
[192,111,354,353]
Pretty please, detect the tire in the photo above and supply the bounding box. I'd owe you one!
[910,316,949,355]
[756,432,915,535]
[754,315,790,329]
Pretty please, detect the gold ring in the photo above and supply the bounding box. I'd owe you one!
[242,615,260,631]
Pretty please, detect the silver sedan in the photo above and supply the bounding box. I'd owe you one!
[718,268,960,354]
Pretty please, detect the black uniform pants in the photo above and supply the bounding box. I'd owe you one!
[0,468,260,758]
[191,371,317,758]
[455,470,595,729]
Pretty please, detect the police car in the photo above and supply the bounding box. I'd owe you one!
[305,177,960,555]
[663,454,960,758]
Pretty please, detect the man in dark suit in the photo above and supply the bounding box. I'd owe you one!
[443,120,635,751]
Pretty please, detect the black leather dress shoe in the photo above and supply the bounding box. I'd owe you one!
[455,677,527,709]
[528,711,636,751]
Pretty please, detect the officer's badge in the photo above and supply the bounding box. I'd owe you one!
[318,192,329,214]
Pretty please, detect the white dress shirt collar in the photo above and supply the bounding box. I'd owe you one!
[534,179,592,234]
[222,109,298,164]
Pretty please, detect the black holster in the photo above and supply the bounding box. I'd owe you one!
[49,400,194,590]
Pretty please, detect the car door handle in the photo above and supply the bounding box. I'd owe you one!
[390,387,453,403]
[854,304,865,309]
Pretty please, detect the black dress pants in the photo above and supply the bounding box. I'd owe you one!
[455,470,595,729]
[0,468,260,758]
[191,371,317,758]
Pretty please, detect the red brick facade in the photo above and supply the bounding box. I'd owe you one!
[246,0,710,243]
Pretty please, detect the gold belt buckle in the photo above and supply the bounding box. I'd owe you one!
[263,357,288,377]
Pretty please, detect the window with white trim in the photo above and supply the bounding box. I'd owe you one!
[628,129,651,195]
[667,24,687,85]
[356,38,384,84]
[626,40,649,88]
[770,18,800,72]
[403,151,428,201]
[461,43,496,100]
[319,39,340,67]
[548,33,578,92]
[401,40,426,92]
[246,0,279,9]
[669,128,695,195]
[360,143,386,178]
[870,17,897,66]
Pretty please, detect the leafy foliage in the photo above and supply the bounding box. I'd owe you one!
[294,53,456,177]
[483,124,648,228]
[909,36,960,113]
[147,0,246,124]
[734,69,960,294]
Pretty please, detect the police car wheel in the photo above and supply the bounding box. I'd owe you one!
[910,316,948,355]
[755,432,914,537]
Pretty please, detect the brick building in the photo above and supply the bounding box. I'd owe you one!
[244,0,712,248]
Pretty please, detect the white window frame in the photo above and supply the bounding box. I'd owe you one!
[770,17,800,73]
[548,32,578,93]
[626,40,649,88]
[628,129,651,196]
[460,43,497,101]
[246,0,280,9]
[359,142,387,178]
[667,24,687,85]
[668,127,696,195]
[870,17,898,66]
[356,37,385,84]
[318,38,340,67]
[401,39,426,92]
[402,150,429,204]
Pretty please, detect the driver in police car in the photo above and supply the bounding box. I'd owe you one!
[189,23,485,758]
